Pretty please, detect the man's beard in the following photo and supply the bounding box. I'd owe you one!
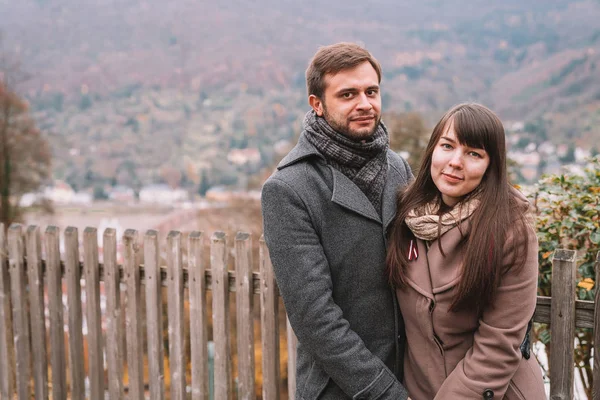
[323,107,380,140]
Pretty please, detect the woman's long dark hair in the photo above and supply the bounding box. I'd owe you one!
[386,103,531,314]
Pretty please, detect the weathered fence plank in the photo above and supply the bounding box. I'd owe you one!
[103,228,124,399]
[145,230,165,400]
[26,226,48,400]
[189,231,209,400]
[45,226,67,400]
[0,221,598,400]
[235,232,255,400]
[65,227,85,400]
[534,297,595,328]
[550,249,577,400]
[167,231,186,400]
[8,225,31,399]
[0,224,14,399]
[84,227,104,399]
[124,229,144,400]
[260,236,280,400]
[287,317,297,400]
[211,232,232,399]
[593,251,600,400]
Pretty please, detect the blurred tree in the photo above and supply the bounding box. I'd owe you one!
[197,169,210,197]
[160,165,182,189]
[0,81,52,227]
[507,157,525,184]
[385,111,430,173]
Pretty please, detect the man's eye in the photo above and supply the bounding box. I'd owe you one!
[367,90,378,96]
[342,93,353,98]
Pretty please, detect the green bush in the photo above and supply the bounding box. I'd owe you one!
[530,156,600,398]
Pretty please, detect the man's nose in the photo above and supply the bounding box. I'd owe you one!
[356,93,373,110]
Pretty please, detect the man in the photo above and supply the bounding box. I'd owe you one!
[261,42,412,399]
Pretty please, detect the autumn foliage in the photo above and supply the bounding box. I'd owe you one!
[0,82,51,227]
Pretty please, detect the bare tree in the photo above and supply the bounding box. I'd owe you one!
[385,111,430,173]
[0,39,52,227]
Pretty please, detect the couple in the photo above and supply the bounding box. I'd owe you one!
[261,42,546,400]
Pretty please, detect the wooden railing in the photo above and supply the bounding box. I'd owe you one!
[0,223,598,400]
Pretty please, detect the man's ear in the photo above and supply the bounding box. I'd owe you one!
[309,95,324,117]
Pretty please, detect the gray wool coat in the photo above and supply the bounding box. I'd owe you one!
[261,132,412,400]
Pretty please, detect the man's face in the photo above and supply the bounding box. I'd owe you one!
[311,61,382,140]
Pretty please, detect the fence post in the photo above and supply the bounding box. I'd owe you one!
[287,317,297,400]
[550,249,577,400]
[167,231,186,400]
[8,224,31,400]
[235,232,255,400]
[65,227,85,400]
[189,231,209,400]
[211,232,232,399]
[260,236,280,400]
[103,228,124,398]
[84,227,104,399]
[26,226,49,400]
[123,229,144,400]
[0,223,14,399]
[145,230,165,400]
[45,226,67,400]
[593,251,600,400]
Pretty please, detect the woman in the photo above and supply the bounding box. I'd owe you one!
[387,103,546,399]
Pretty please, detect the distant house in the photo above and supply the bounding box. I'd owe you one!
[537,142,556,156]
[204,186,232,202]
[19,192,43,208]
[507,121,525,132]
[44,180,75,204]
[108,186,136,203]
[227,148,261,166]
[509,151,541,166]
[205,186,261,202]
[575,147,591,163]
[273,139,293,156]
[71,192,93,205]
[139,184,188,204]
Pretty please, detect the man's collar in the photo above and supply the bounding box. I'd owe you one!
[277,132,323,170]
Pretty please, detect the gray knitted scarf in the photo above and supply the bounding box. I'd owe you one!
[303,110,389,212]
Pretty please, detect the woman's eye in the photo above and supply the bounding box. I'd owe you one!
[441,143,453,149]
[469,151,482,158]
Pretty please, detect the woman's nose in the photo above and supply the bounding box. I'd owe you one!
[448,153,463,169]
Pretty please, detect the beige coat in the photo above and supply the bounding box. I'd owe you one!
[396,216,546,400]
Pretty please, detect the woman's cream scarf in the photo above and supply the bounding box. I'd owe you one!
[405,198,480,241]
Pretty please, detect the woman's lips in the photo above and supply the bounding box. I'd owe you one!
[442,173,463,183]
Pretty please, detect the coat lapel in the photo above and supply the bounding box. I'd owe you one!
[404,239,434,300]
[330,168,381,224]
[381,159,402,232]
[426,219,471,293]
[405,219,473,298]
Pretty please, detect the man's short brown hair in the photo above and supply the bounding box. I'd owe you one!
[305,42,382,99]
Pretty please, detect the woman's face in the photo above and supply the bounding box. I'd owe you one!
[430,120,490,207]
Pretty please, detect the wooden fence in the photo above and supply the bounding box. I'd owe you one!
[0,223,598,400]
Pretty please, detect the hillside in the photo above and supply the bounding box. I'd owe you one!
[1,0,599,190]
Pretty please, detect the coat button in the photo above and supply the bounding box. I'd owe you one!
[482,388,494,399]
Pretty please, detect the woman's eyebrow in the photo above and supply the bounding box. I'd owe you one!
[440,136,457,143]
